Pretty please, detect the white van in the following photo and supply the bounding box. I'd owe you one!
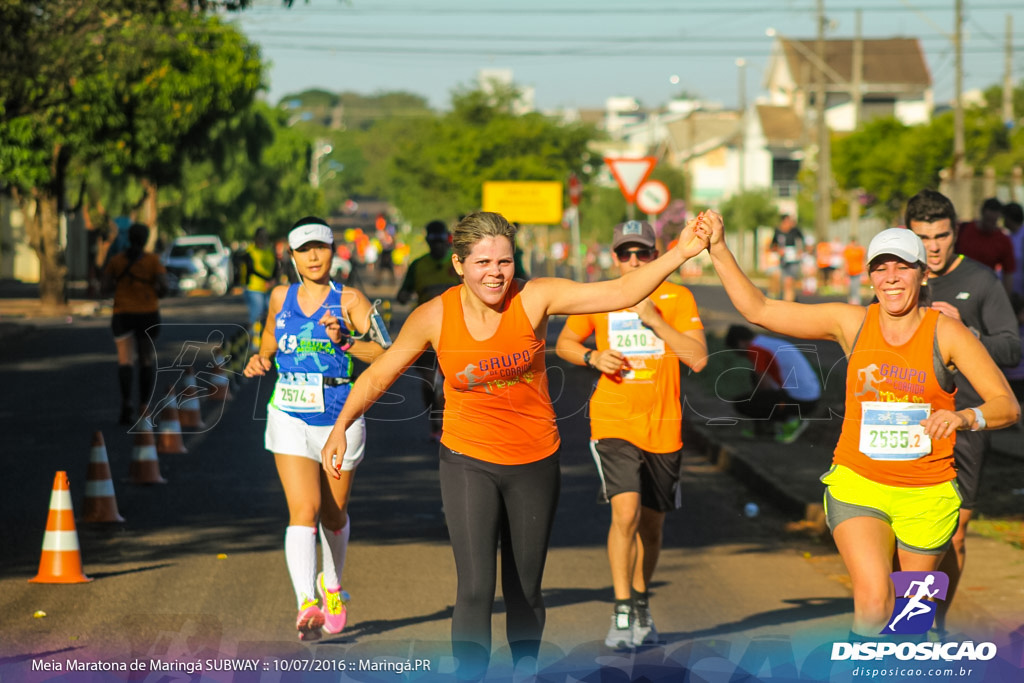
[162,235,233,296]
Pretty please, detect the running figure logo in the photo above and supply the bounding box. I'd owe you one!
[456,363,486,390]
[882,571,949,635]
[854,363,885,400]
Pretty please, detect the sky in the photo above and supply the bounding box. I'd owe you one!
[233,0,1024,112]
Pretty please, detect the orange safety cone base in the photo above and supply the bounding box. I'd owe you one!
[130,461,167,485]
[29,552,92,584]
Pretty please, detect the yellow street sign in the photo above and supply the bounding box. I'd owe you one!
[482,181,564,225]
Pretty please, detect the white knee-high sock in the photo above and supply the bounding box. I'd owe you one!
[285,525,318,608]
[319,518,350,590]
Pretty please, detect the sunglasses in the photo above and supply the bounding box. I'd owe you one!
[615,247,655,263]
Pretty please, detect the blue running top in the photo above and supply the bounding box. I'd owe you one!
[272,282,354,425]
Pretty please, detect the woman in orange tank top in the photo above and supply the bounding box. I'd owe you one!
[321,211,711,678]
[702,214,1017,640]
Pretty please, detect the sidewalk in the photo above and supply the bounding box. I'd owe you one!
[682,383,1024,639]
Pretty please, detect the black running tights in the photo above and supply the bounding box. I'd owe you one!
[438,446,560,678]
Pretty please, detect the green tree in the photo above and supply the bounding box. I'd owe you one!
[719,189,779,234]
[379,84,596,228]
[0,2,262,306]
[830,105,1021,222]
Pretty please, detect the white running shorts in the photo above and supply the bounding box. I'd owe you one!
[265,406,365,471]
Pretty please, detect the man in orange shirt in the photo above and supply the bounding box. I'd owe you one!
[556,220,708,649]
[843,237,866,305]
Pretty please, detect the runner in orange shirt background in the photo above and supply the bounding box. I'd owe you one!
[555,219,708,649]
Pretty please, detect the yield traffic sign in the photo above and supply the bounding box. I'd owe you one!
[604,156,657,204]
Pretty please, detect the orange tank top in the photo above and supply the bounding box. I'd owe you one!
[437,282,560,465]
[833,305,956,487]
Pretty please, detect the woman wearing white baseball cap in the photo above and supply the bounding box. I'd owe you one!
[244,216,387,641]
[702,217,1018,639]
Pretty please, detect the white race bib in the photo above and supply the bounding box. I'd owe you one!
[273,372,325,413]
[859,401,931,460]
[608,312,664,358]
[608,311,664,381]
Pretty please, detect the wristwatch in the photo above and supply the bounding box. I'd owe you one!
[583,350,594,368]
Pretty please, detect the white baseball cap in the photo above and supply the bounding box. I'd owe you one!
[866,228,926,267]
[288,219,334,250]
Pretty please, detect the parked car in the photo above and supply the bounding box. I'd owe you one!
[162,235,233,296]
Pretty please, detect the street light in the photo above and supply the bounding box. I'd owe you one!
[736,58,747,193]
[309,139,333,188]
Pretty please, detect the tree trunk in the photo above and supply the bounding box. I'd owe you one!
[32,191,69,309]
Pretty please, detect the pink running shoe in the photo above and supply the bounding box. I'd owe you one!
[296,597,324,641]
[317,572,349,634]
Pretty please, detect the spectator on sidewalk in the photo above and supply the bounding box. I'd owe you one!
[843,237,866,305]
[240,228,281,350]
[1005,293,1024,417]
[555,219,708,649]
[906,189,1022,636]
[769,214,807,302]
[703,211,1019,639]
[1004,202,1024,299]
[724,324,822,443]
[101,223,168,425]
[957,197,1016,296]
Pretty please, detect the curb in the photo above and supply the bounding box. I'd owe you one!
[685,421,828,531]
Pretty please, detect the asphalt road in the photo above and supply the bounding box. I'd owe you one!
[0,290,942,681]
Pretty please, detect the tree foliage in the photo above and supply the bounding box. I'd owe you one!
[829,97,1024,223]
[377,84,596,227]
[719,189,779,234]
[0,1,264,305]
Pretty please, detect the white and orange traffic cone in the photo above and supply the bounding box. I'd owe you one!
[30,471,92,584]
[156,389,187,455]
[129,412,167,485]
[177,367,206,431]
[82,431,125,523]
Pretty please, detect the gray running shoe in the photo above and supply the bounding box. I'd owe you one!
[632,604,659,646]
[605,606,633,648]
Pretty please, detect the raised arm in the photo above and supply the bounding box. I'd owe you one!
[704,211,860,351]
[320,299,439,477]
[524,216,710,319]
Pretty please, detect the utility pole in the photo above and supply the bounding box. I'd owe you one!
[1004,14,1015,129]
[952,0,965,196]
[814,0,830,241]
[736,58,747,193]
[852,9,863,130]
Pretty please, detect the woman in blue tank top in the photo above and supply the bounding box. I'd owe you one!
[243,216,386,642]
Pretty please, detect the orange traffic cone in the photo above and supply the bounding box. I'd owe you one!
[30,471,92,583]
[82,431,125,523]
[207,348,232,402]
[130,412,167,484]
[177,367,207,430]
[156,389,187,455]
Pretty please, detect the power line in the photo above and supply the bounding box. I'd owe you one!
[239,3,1022,16]
[252,40,1021,58]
